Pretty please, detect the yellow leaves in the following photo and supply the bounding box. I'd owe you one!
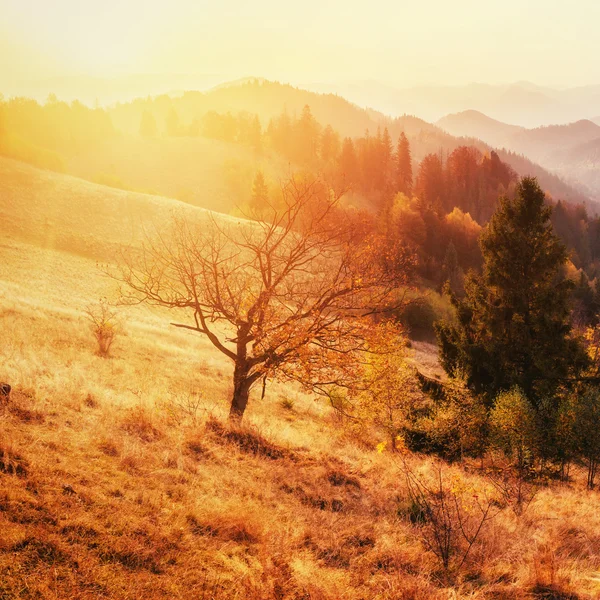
[583,325,600,364]
[376,441,387,454]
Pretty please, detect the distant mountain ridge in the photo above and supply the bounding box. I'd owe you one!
[305,80,600,128]
[0,76,591,209]
[437,110,524,148]
[7,75,600,128]
[436,109,600,202]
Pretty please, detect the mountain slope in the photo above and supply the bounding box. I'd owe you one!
[508,120,600,163]
[549,137,600,199]
[436,110,524,148]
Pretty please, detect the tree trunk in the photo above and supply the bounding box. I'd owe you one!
[588,458,598,490]
[228,361,252,423]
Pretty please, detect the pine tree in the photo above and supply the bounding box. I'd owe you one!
[415,153,444,212]
[381,127,393,181]
[320,124,340,165]
[296,105,320,164]
[338,137,358,188]
[250,171,269,213]
[395,132,413,196]
[441,241,462,295]
[436,177,588,408]
[249,115,262,153]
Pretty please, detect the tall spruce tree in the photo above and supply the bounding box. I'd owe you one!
[250,171,269,212]
[436,177,587,408]
[395,132,413,196]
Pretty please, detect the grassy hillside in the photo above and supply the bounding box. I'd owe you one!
[2,158,600,599]
[0,156,236,259]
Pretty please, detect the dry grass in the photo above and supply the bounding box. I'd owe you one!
[1,164,600,599]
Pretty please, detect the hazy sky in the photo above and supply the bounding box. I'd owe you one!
[1,0,599,88]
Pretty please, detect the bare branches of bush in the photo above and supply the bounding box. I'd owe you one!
[84,299,120,357]
[399,460,499,580]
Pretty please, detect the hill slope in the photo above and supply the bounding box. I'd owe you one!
[1,159,600,599]
[508,120,600,163]
[437,110,600,202]
[0,156,228,260]
[437,110,524,148]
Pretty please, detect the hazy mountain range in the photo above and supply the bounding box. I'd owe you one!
[100,78,590,207]
[437,110,600,201]
[305,81,600,128]
[6,75,600,129]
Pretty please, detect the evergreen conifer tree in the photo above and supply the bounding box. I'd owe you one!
[395,132,413,196]
[436,177,587,408]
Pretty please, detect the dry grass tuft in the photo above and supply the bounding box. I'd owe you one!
[0,443,29,477]
[121,406,163,443]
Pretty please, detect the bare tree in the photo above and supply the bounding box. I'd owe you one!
[118,176,412,421]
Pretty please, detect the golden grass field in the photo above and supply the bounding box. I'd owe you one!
[1,158,600,599]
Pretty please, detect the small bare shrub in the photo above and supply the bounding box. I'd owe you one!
[84,299,120,357]
[401,461,499,580]
[84,393,99,408]
[161,390,205,425]
[98,440,119,456]
[485,465,538,516]
[530,545,579,599]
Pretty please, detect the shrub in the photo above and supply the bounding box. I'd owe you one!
[401,461,499,580]
[161,390,205,426]
[485,465,538,516]
[279,396,295,411]
[121,406,162,443]
[490,388,538,472]
[0,443,28,477]
[571,388,600,489]
[84,299,120,357]
[420,376,488,461]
